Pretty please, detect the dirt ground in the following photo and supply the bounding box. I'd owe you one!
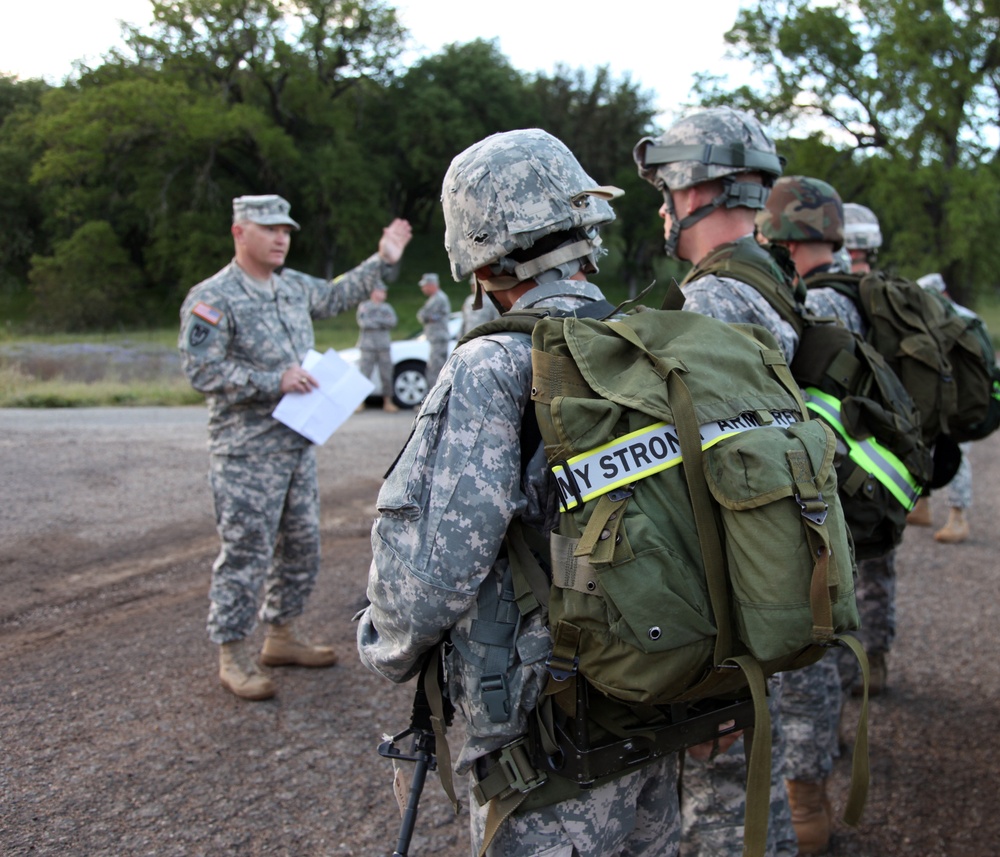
[1,406,998,856]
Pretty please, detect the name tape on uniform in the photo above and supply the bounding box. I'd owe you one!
[552,409,799,512]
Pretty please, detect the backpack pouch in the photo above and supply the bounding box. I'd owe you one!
[703,419,859,662]
[548,454,719,705]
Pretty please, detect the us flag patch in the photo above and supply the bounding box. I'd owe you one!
[192,302,223,325]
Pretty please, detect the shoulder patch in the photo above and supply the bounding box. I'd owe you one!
[191,301,223,325]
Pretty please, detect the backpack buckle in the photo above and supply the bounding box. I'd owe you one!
[480,673,511,723]
[494,740,548,794]
[795,492,829,525]
[545,653,579,682]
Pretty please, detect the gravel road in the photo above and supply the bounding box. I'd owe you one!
[1,406,997,856]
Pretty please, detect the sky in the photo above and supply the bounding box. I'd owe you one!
[1,0,754,121]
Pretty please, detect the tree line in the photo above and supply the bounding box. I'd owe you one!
[1,0,997,332]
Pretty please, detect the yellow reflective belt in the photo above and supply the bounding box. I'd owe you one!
[550,409,798,512]
[804,388,921,510]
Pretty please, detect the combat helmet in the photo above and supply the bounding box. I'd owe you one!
[843,203,882,252]
[633,107,783,257]
[917,272,947,294]
[755,176,844,250]
[441,129,622,290]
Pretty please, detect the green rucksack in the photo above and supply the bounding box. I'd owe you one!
[457,298,868,857]
[814,271,996,445]
[690,242,933,559]
[920,287,1000,442]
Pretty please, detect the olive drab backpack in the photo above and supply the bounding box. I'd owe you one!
[452,295,869,857]
[690,242,933,560]
[812,271,997,446]
[909,282,1000,443]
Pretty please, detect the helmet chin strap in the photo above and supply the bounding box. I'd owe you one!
[663,177,770,258]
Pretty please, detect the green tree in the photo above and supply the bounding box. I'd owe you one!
[528,65,662,295]
[0,75,50,303]
[29,221,143,331]
[381,39,532,231]
[695,0,1000,301]
[24,0,408,327]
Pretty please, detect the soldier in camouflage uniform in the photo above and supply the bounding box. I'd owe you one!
[755,176,867,854]
[179,194,412,701]
[633,107,797,857]
[915,273,975,544]
[355,284,400,413]
[416,272,452,386]
[358,129,682,856]
[842,203,882,275]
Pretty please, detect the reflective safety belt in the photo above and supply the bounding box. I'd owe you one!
[550,409,799,512]
[804,388,921,510]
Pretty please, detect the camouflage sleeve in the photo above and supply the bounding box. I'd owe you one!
[683,274,799,364]
[178,292,283,403]
[357,337,531,683]
[296,254,389,319]
[805,288,866,336]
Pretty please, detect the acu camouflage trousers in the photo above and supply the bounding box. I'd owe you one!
[206,447,321,643]
[471,754,681,856]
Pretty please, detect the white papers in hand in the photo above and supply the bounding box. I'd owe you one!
[272,349,375,445]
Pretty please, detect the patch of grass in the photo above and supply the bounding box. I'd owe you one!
[0,365,202,408]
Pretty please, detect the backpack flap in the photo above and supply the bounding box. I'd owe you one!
[703,418,860,662]
[533,309,827,706]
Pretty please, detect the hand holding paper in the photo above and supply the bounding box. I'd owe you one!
[272,349,375,444]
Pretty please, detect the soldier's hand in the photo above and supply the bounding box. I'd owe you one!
[378,219,413,265]
[280,367,319,394]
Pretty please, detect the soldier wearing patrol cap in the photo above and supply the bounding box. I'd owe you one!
[179,193,411,701]
[358,129,685,856]
[634,107,799,857]
[415,271,451,387]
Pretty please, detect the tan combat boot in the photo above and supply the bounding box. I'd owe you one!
[906,496,932,526]
[382,397,400,413]
[219,639,276,700]
[934,508,969,544]
[260,619,338,667]
[786,778,833,855]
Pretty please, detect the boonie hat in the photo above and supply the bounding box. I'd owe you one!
[419,273,439,287]
[232,195,300,230]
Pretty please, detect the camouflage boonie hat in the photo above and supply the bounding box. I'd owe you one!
[756,176,844,250]
[843,203,882,250]
[442,128,621,281]
[418,273,439,287]
[232,195,300,230]
[633,106,782,196]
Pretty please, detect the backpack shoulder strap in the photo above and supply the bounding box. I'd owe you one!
[457,299,617,347]
[684,239,807,335]
[804,271,863,301]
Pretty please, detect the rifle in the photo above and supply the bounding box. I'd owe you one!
[378,652,455,857]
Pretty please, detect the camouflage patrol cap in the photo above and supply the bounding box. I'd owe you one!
[843,203,882,250]
[418,273,439,287]
[441,128,621,281]
[232,195,300,230]
[756,176,844,250]
[633,107,782,196]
